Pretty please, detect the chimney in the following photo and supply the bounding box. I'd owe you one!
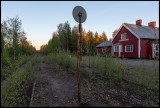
[136,19,142,26]
[148,21,156,28]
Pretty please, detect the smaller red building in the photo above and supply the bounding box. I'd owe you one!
[96,41,112,56]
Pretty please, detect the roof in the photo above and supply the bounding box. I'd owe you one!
[96,41,112,47]
[112,23,159,42]
[124,23,159,39]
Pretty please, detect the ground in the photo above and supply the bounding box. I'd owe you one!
[29,54,159,107]
[31,54,107,107]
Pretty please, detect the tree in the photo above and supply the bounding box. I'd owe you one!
[81,29,87,55]
[109,38,112,41]
[101,31,108,41]
[53,32,57,38]
[40,44,47,51]
[1,24,4,55]
[86,30,95,55]
[2,16,36,58]
[99,35,103,43]
[70,25,78,53]
[94,31,99,46]
[5,16,24,60]
[57,21,71,52]
[112,29,118,39]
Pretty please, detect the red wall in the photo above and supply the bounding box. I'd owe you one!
[141,39,153,58]
[147,44,152,58]
[141,40,149,58]
[97,47,111,55]
[106,47,111,55]
[112,26,139,58]
[97,47,102,54]
[114,52,119,57]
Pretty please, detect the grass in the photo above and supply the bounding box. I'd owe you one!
[42,52,159,106]
[81,55,123,82]
[1,55,38,107]
[81,70,92,79]
[80,55,159,107]
[1,55,31,81]
[44,51,77,75]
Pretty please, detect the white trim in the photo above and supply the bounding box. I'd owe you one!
[119,39,129,41]
[111,23,140,43]
[152,43,154,58]
[112,43,114,56]
[119,45,122,57]
[119,45,123,52]
[119,46,120,57]
[138,39,141,58]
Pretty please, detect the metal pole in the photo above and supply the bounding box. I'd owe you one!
[77,12,82,103]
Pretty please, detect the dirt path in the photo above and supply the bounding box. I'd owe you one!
[32,54,79,107]
[31,54,109,107]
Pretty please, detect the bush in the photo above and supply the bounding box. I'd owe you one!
[1,55,37,107]
[1,55,31,81]
[44,51,77,74]
[1,51,12,68]
[84,56,123,82]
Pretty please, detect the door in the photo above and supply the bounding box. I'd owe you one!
[119,45,122,57]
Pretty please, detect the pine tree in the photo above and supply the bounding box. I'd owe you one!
[102,31,108,41]
[94,31,99,46]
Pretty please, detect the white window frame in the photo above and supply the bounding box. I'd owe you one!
[155,44,159,57]
[121,33,126,40]
[114,45,118,52]
[119,33,129,41]
[125,45,133,52]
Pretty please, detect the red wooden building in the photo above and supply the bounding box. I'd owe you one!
[111,19,159,58]
[96,41,112,56]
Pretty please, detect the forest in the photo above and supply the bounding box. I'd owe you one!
[1,17,36,63]
[40,21,109,55]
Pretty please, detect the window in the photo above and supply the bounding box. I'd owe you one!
[114,46,118,52]
[155,44,159,56]
[121,33,126,40]
[125,45,133,52]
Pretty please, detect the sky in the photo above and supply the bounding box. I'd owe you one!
[1,1,159,50]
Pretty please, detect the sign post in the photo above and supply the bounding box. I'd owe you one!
[72,6,87,103]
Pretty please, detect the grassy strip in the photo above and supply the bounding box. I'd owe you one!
[81,55,124,82]
[44,51,77,75]
[1,55,38,107]
[1,55,31,81]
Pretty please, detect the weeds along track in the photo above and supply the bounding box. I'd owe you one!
[1,55,38,107]
[31,54,78,107]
